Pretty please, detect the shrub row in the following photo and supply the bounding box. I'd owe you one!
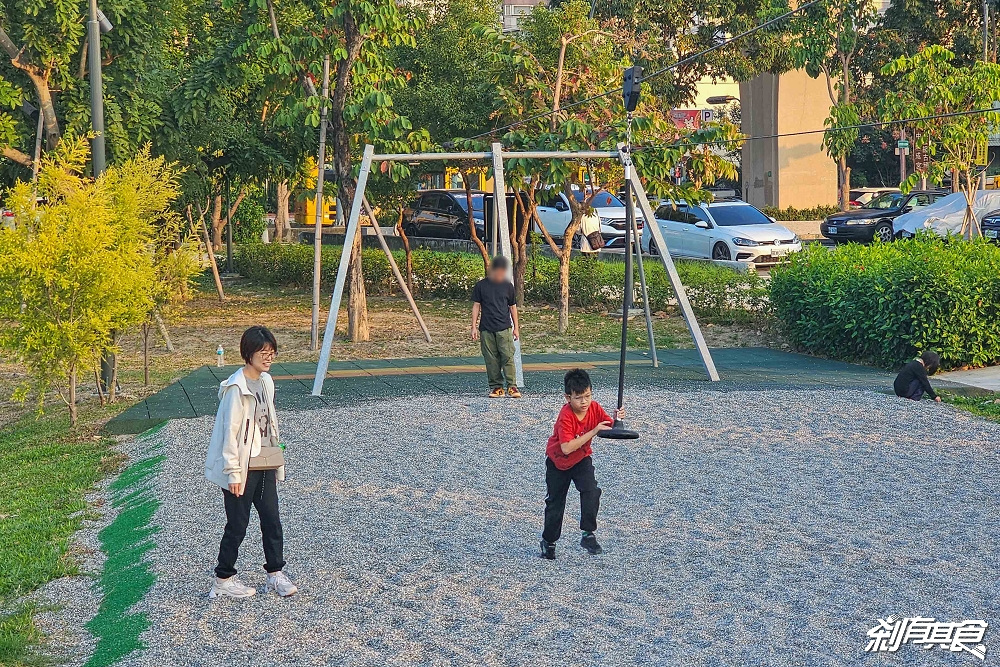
[760,204,840,221]
[234,243,770,324]
[769,237,1000,369]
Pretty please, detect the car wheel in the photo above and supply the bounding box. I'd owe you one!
[455,223,471,240]
[712,242,731,261]
[403,223,418,238]
[571,232,582,249]
[873,221,894,243]
[648,238,659,256]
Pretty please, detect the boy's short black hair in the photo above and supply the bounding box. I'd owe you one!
[564,368,592,395]
[921,350,940,375]
[240,325,278,364]
[490,255,509,272]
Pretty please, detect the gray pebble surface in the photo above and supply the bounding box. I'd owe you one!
[115,389,999,666]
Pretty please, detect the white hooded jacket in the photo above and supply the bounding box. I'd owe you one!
[205,367,284,490]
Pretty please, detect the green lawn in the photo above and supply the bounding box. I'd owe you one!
[942,393,1000,422]
[0,406,121,666]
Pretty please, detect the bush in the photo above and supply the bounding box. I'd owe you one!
[761,205,840,221]
[234,244,770,324]
[769,237,1000,369]
[232,197,267,245]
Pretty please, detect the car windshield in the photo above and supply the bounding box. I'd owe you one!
[575,190,624,208]
[454,194,484,212]
[708,204,772,226]
[865,192,907,209]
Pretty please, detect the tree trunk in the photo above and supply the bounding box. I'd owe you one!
[68,362,77,426]
[396,209,414,294]
[557,250,571,334]
[346,228,369,341]
[329,13,368,342]
[838,156,850,210]
[211,194,224,250]
[3,146,32,168]
[461,169,490,274]
[276,180,291,242]
[511,187,538,308]
[142,323,150,386]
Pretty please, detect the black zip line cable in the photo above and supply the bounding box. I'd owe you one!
[462,0,825,143]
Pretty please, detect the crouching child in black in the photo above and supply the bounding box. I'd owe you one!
[893,351,941,402]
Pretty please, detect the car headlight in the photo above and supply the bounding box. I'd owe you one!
[791,234,799,244]
[732,237,759,247]
[844,218,870,225]
[599,217,613,225]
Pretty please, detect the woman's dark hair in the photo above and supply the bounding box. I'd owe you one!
[921,350,940,375]
[490,255,510,271]
[240,326,278,364]
[564,368,592,395]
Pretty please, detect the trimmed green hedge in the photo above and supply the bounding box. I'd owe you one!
[769,237,1000,369]
[761,205,840,221]
[234,244,770,323]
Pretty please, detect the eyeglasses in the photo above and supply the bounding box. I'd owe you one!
[256,350,277,360]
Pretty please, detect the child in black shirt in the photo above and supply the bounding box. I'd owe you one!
[893,351,941,402]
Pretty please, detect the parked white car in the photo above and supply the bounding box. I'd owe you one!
[535,188,643,249]
[641,199,802,264]
[894,191,1000,238]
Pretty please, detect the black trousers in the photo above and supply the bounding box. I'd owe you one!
[902,378,925,400]
[215,469,285,578]
[542,456,601,543]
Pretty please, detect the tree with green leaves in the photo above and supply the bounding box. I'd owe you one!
[880,45,1000,238]
[0,0,190,177]
[0,139,195,424]
[230,0,430,342]
[473,0,741,333]
[791,0,877,210]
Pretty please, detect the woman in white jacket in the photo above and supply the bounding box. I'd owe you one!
[204,326,297,599]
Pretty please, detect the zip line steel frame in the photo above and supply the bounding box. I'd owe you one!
[311,143,719,396]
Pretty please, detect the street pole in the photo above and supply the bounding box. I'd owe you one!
[899,128,907,186]
[90,0,114,394]
[984,0,991,190]
[311,55,331,351]
[88,0,106,178]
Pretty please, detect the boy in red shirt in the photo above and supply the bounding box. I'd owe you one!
[540,368,625,559]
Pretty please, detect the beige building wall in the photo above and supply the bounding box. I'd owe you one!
[740,70,838,209]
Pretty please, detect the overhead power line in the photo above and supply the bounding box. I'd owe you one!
[633,106,999,152]
[464,0,824,142]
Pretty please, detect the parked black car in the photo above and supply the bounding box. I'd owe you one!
[403,190,486,239]
[821,190,948,243]
[982,209,1000,242]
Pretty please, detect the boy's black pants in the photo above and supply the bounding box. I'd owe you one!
[542,456,601,543]
[215,469,285,578]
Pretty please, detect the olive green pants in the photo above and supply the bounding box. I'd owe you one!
[480,328,517,390]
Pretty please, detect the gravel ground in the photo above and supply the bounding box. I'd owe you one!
[116,389,999,666]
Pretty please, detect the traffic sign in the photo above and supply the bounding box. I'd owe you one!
[897,139,909,149]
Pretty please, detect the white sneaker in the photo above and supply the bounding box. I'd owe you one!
[209,575,257,599]
[266,570,298,597]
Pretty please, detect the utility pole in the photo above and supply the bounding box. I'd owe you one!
[88,0,107,178]
[898,128,907,185]
[311,55,331,351]
[90,0,115,395]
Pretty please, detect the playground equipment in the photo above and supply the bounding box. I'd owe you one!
[310,142,720,398]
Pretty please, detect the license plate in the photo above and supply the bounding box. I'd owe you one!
[987,229,998,239]
[771,246,790,257]
[827,227,837,235]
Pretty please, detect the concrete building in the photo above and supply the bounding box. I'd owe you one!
[739,70,839,209]
[502,0,546,31]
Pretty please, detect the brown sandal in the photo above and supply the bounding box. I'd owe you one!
[507,386,522,398]
[489,388,505,398]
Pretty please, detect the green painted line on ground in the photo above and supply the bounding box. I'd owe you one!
[85,426,165,667]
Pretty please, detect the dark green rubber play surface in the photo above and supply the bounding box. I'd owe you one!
[104,348,898,435]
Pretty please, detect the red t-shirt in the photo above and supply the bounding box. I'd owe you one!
[546,401,612,470]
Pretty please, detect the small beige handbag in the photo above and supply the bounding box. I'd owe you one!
[248,446,285,470]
